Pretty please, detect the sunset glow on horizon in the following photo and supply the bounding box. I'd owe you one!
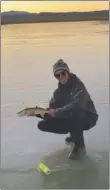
[1,1,109,13]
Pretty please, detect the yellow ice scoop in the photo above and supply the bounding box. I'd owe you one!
[38,162,51,175]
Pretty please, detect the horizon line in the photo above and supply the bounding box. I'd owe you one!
[1,9,108,14]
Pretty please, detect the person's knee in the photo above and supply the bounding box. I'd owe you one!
[37,121,45,131]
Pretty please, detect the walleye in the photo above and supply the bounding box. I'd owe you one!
[17,106,48,117]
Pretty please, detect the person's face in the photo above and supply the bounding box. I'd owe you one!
[54,70,69,84]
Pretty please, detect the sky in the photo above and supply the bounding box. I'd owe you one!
[1,1,109,13]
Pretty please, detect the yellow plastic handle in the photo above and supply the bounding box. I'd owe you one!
[38,162,51,175]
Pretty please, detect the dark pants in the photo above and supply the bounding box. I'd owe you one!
[37,111,96,147]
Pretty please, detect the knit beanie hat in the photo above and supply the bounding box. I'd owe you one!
[53,59,70,75]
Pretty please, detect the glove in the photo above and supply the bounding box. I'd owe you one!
[36,114,43,119]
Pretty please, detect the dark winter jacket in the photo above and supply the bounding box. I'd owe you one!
[49,73,98,125]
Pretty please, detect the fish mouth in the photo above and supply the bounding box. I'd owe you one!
[17,111,25,116]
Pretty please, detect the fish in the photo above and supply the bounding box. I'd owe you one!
[17,106,48,117]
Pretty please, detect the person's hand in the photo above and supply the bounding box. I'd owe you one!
[47,109,56,117]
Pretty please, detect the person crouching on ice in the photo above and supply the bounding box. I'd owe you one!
[30,59,99,160]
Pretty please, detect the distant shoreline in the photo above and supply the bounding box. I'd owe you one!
[1,19,109,26]
[1,10,109,26]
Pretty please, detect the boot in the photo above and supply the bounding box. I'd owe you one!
[68,135,86,160]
